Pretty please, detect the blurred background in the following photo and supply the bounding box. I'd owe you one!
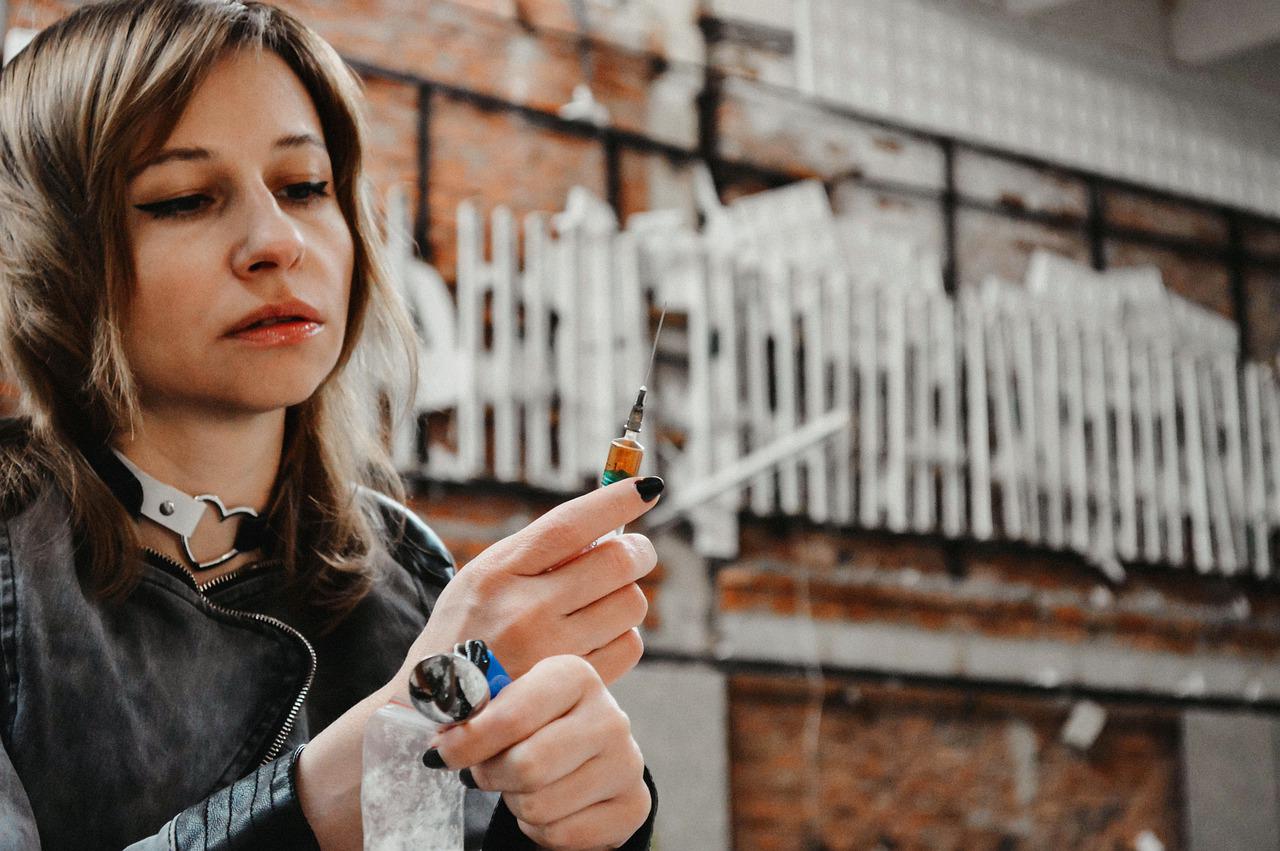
[7,1,1280,849]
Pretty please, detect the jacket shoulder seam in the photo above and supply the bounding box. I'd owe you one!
[360,488,455,595]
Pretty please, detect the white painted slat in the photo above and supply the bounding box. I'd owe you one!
[963,293,993,540]
[1037,315,1064,549]
[744,270,774,515]
[1083,326,1113,561]
[491,207,519,481]
[706,242,744,512]
[455,201,485,480]
[1155,341,1184,564]
[1112,333,1137,561]
[1011,303,1040,544]
[937,294,963,537]
[647,410,852,527]
[829,271,855,525]
[1062,319,1090,553]
[769,258,802,515]
[555,227,581,489]
[1179,357,1213,571]
[884,284,908,532]
[987,311,1022,539]
[1263,370,1280,525]
[686,244,715,491]
[1131,342,1162,563]
[1198,360,1237,572]
[522,215,552,485]
[1218,355,1247,567]
[613,233,648,439]
[801,269,830,523]
[1242,363,1270,577]
[585,230,616,481]
[911,291,936,533]
[858,284,881,528]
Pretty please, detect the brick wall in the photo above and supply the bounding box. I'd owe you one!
[9,1,1280,848]
[730,676,1183,850]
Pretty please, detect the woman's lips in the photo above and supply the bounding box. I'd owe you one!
[227,318,324,346]
[227,297,323,336]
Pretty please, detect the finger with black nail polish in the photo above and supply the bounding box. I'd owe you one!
[635,476,664,502]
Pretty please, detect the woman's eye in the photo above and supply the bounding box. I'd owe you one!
[133,194,212,219]
[132,182,329,219]
[281,181,329,203]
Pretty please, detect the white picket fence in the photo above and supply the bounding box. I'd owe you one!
[390,181,1280,579]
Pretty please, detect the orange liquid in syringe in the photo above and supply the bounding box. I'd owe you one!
[601,437,644,486]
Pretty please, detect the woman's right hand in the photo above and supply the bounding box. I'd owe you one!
[393,475,664,691]
[430,655,652,850]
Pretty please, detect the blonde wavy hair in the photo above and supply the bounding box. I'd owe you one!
[0,0,419,620]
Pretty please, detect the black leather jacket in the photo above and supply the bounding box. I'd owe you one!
[0,483,655,849]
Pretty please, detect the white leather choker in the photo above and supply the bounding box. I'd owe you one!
[111,450,262,571]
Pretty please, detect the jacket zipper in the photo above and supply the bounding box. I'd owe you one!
[144,547,317,765]
[195,558,281,594]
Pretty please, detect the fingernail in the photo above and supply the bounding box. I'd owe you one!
[422,748,447,769]
[635,476,664,502]
[459,768,478,789]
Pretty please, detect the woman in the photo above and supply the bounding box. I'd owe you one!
[0,1,659,848]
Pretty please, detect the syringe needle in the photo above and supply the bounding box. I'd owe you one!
[641,302,668,389]
[599,302,669,538]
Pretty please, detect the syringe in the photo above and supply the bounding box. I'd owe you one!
[601,386,649,488]
[599,305,666,535]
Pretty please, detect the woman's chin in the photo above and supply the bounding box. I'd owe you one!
[238,383,327,413]
[151,381,329,418]
[221,361,339,412]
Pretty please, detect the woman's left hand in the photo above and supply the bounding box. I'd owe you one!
[430,654,650,850]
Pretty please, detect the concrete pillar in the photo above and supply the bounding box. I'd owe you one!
[643,532,713,655]
[611,660,731,851]
[1182,709,1280,851]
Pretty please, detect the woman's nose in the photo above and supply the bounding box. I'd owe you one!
[231,189,305,278]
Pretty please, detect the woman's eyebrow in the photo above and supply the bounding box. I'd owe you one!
[275,132,326,152]
[127,132,327,181]
[127,146,209,180]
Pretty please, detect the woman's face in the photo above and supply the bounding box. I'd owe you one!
[123,49,353,419]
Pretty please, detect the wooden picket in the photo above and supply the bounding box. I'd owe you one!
[1112,333,1136,561]
[801,268,830,524]
[937,292,964,538]
[1131,342,1161,563]
[1037,314,1065,549]
[828,269,856,525]
[1011,307,1041,544]
[858,283,881,528]
[454,201,485,482]
[521,214,553,485]
[1243,363,1270,576]
[744,266,774,516]
[910,289,936,534]
[963,291,993,540]
[403,187,1278,580]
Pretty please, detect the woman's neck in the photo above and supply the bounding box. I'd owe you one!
[114,406,287,577]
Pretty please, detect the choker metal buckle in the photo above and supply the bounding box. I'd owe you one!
[180,494,259,570]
